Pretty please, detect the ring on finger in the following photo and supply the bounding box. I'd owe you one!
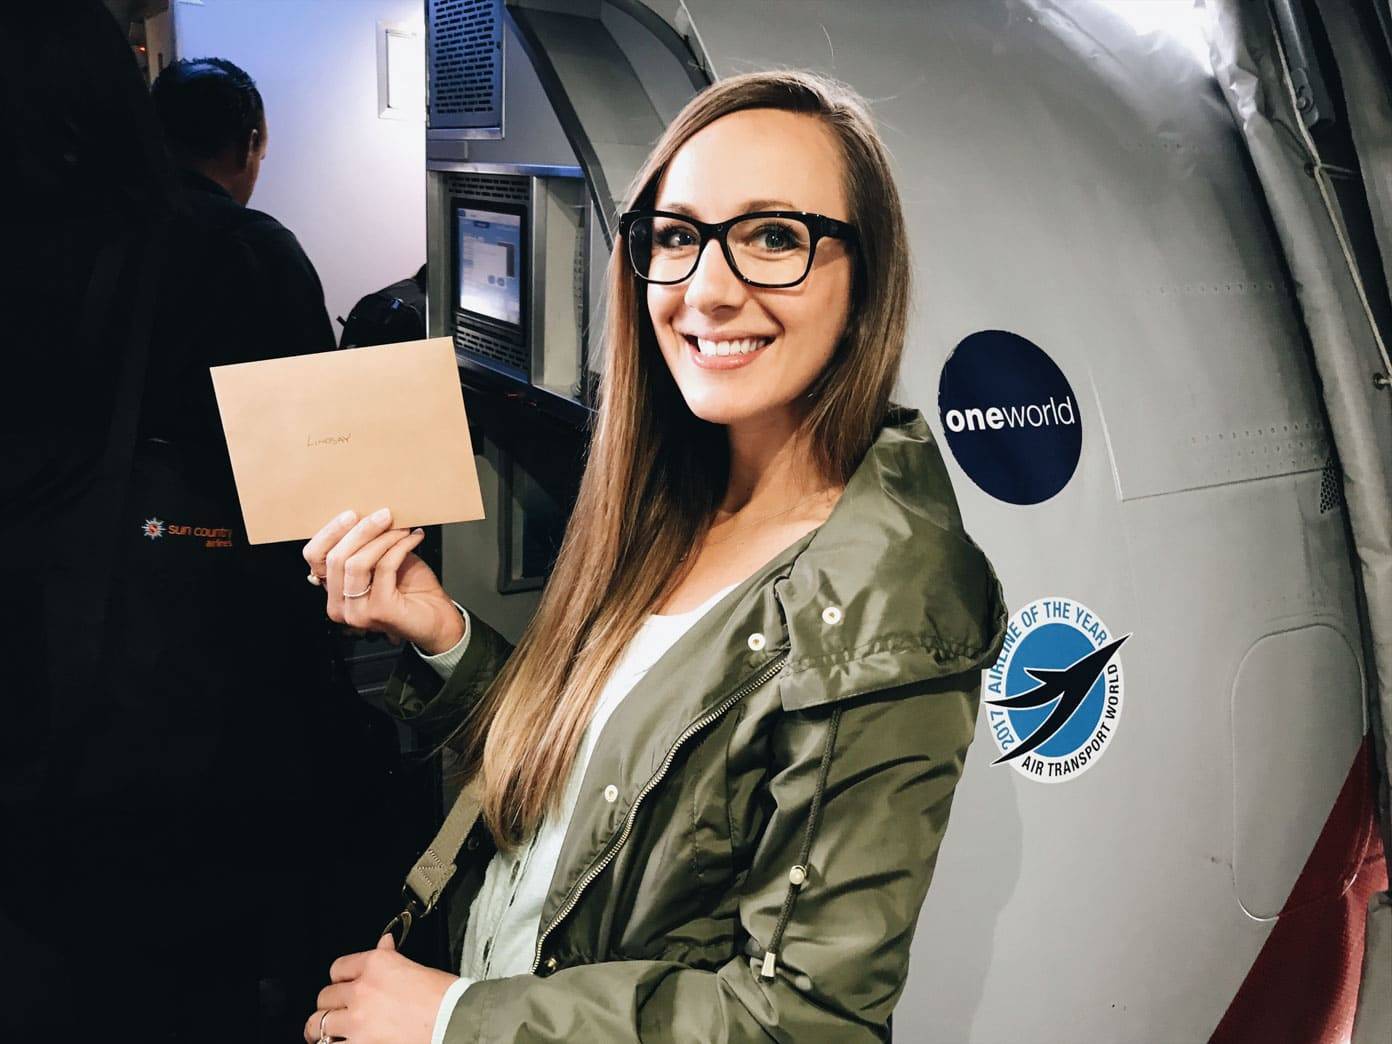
[343,581,373,599]
[307,571,326,587]
[316,1007,334,1043]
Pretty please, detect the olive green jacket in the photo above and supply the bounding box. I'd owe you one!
[383,404,1007,1043]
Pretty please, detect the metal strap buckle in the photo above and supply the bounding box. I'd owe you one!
[383,891,427,948]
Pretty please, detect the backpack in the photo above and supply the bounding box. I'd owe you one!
[338,263,427,348]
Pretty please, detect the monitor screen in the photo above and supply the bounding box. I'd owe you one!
[456,205,523,328]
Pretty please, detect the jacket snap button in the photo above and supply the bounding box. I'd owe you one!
[747,632,766,651]
[789,864,808,887]
[821,605,842,625]
[465,835,480,851]
[603,784,619,803]
[543,955,559,973]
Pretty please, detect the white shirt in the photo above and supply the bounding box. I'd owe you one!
[416,581,740,1044]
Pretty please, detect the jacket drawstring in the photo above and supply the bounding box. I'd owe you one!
[759,705,843,981]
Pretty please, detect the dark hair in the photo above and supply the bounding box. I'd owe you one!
[151,57,264,163]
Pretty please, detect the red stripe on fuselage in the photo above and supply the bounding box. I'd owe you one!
[1209,738,1387,1043]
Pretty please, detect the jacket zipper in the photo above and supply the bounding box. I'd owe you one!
[530,650,790,974]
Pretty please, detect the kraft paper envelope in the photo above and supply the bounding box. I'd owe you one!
[210,337,485,544]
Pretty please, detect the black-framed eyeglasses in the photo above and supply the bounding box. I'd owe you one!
[617,209,857,289]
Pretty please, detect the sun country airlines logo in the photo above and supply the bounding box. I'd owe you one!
[984,596,1128,783]
[138,515,234,548]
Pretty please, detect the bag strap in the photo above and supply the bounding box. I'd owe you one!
[385,776,484,946]
[43,221,169,803]
[84,225,168,620]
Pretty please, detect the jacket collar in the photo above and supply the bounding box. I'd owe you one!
[178,168,235,201]
[774,403,1008,709]
[617,401,1007,742]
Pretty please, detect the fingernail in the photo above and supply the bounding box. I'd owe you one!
[336,510,356,525]
[370,507,391,524]
[411,528,424,536]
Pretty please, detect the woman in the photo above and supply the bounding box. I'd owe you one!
[301,70,1006,1044]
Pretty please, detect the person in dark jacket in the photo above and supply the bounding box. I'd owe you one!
[136,57,413,1042]
[146,57,335,436]
[2,23,406,1041]
[0,5,183,1036]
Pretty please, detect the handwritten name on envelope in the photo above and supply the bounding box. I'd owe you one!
[210,337,485,544]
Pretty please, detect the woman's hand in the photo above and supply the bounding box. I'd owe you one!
[302,508,464,654]
[304,933,459,1044]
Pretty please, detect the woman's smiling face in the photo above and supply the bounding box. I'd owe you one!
[646,108,855,428]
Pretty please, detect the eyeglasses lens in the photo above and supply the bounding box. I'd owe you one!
[627,216,813,286]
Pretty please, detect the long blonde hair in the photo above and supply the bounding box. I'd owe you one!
[455,70,913,848]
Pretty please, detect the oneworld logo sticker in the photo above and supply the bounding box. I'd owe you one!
[984,597,1129,783]
[938,329,1082,505]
